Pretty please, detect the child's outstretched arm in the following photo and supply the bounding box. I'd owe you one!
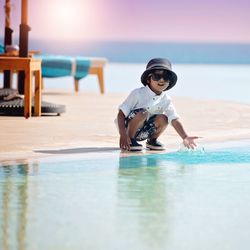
[117,110,131,150]
[171,119,199,149]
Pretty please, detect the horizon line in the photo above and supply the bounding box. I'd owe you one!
[1,37,250,46]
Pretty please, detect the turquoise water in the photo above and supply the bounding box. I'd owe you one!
[1,145,250,250]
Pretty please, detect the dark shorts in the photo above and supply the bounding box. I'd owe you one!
[125,108,157,141]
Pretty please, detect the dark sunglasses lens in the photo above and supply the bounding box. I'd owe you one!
[152,72,170,82]
[152,73,161,81]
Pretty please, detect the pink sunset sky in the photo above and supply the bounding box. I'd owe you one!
[1,0,250,43]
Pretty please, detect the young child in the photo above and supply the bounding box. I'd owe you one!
[116,58,199,151]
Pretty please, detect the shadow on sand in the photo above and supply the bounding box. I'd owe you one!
[34,147,120,155]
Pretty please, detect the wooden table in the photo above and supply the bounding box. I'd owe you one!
[0,57,42,118]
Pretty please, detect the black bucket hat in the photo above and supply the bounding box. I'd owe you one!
[141,58,177,90]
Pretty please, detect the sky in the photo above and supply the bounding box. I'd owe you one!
[1,0,250,43]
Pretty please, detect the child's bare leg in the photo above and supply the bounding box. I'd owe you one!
[150,115,168,139]
[127,111,148,138]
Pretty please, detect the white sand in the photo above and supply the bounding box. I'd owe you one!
[0,90,250,163]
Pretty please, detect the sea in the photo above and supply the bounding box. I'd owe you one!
[1,39,250,104]
[29,40,250,64]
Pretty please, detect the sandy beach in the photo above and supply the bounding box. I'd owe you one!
[0,90,250,163]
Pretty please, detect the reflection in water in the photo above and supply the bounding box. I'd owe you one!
[116,149,250,250]
[117,155,172,249]
[0,147,250,250]
[2,166,12,250]
[0,163,39,250]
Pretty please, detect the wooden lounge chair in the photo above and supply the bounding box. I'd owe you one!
[39,55,107,94]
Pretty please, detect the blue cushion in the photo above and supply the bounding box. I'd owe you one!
[36,55,91,80]
[0,43,4,53]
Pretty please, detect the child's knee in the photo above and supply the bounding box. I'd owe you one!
[155,114,168,127]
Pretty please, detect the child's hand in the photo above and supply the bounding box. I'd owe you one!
[120,134,131,151]
[183,136,199,149]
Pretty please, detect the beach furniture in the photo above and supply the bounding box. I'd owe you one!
[0,56,42,118]
[0,44,4,53]
[0,55,66,118]
[39,55,107,94]
[1,42,107,94]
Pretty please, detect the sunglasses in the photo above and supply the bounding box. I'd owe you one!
[150,72,171,82]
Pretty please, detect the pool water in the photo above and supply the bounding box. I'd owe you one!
[1,145,250,250]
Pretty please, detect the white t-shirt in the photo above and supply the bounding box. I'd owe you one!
[119,85,179,123]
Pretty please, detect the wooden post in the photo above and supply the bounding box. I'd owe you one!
[74,79,79,92]
[97,68,105,94]
[24,67,32,119]
[34,70,42,116]
[21,0,28,25]
[18,0,30,94]
[4,0,13,88]
[5,0,11,28]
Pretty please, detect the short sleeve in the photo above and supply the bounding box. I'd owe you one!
[119,89,138,117]
[163,99,180,124]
